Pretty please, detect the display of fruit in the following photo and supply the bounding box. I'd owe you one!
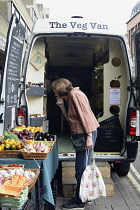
[26,140,34,145]
[0,138,22,151]
[12,125,43,133]
[7,164,23,167]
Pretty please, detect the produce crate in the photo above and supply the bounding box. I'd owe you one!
[95,115,123,152]
[34,141,55,151]
[26,169,40,192]
[30,117,44,127]
[0,186,28,208]
[0,150,21,158]
[0,168,40,193]
[21,149,51,160]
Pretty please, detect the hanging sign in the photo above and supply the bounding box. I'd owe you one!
[109,88,121,105]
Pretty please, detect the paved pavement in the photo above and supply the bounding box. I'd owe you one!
[126,142,140,202]
[55,171,140,210]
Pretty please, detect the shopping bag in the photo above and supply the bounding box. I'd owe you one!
[79,152,106,202]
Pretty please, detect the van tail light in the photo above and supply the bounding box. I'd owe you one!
[17,108,26,126]
[129,111,136,136]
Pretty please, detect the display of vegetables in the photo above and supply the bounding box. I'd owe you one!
[16,129,33,140]
[0,168,36,186]
[0,126,56,154]
[2,132,20,141]
[0,139,22,151]
[23,142,50,153]
[34,131,55,141]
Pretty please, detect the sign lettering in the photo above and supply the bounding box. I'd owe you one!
[49,21,108,31]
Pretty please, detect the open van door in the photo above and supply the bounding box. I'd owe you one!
[0,14,26,134]
[134,29,140,137]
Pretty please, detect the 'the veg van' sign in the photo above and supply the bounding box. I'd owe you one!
[33,19,110,34]
[49,21,108,31]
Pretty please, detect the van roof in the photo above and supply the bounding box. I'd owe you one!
[32,18,126,37]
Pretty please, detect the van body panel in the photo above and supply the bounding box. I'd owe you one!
[133,29,140,137]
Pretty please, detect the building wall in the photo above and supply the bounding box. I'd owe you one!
[0,0,48,69]
[127,12,140,57]
[0,11,9,40]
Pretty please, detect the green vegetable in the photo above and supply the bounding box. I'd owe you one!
[4,131,11,135]
[4,133,19,141]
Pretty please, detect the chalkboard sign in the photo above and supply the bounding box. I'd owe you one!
[4,16,25,130]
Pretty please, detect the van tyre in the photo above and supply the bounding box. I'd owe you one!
[113,162,130,176]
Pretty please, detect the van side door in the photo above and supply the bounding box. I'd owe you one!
[134,29,140,136]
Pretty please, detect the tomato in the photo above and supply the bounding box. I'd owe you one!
[14,141,20,146]
[4,139,15,145]
[0,165,4,168]
[10,144,17,150]
[1,144,4,150]
[16,145,21,150]
[26,140,34,145]
[4,144,10,150]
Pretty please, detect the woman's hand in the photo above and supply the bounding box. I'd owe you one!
[56,98,68,121]
[56,99,64,107]
[86,135,93,149]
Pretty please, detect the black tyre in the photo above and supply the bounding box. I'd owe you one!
[113,162,130,176]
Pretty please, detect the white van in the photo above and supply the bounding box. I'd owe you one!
[1,15,140,176]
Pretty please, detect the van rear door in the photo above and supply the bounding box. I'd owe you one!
[0,14,26,134]
[134,29,140,137]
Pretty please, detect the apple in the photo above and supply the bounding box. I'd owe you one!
[0,141,4,145]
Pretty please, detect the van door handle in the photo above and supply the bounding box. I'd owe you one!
[0,113,3,123]
[0,100,4,105]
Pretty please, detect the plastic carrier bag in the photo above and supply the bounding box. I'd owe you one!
[79,151,106,202]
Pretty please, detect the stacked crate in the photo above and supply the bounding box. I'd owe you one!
[62,161,114,198]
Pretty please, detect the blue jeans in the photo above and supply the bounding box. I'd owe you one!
[72,130,98,204]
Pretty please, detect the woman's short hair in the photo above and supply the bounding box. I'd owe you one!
[52,78,73,96]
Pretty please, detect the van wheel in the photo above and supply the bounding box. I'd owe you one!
[113,162,130,176]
